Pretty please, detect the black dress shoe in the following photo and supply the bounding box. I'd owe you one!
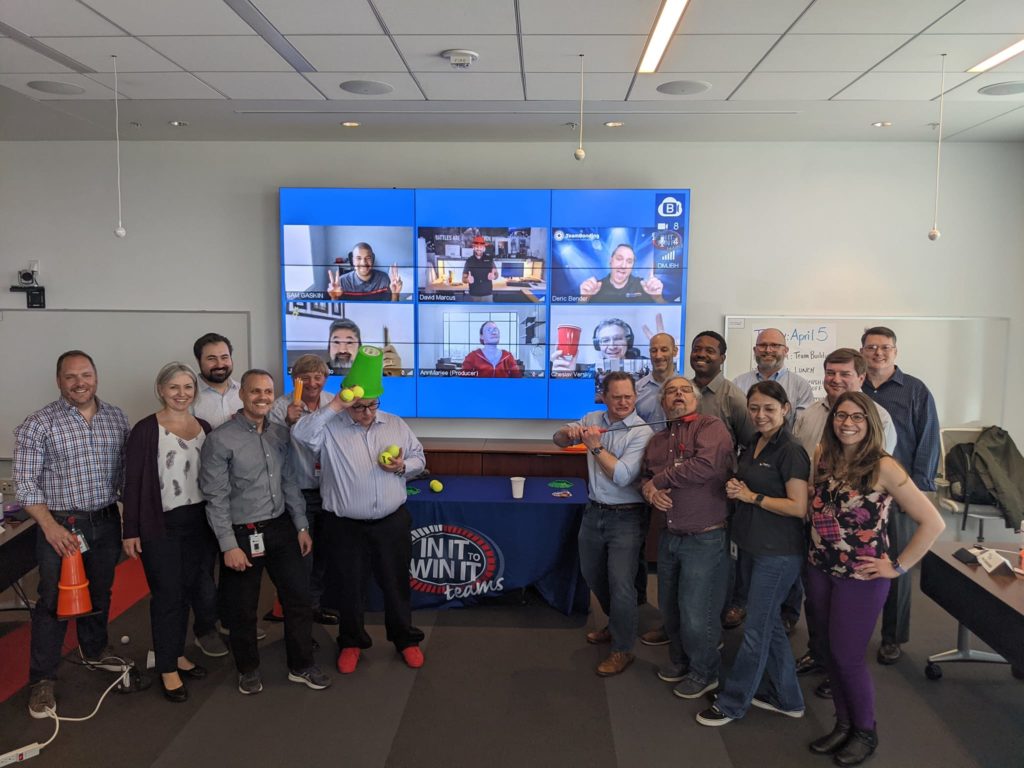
[313,608,340,626]
[815,677,833,699]
[177,664,207,680]
[809,721,851,755]
[160,678,189,703]
[795,652,826,676]
[833,728,877,766]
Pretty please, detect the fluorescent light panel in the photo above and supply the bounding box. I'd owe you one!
[968,37,1024,73]
[638,0,690,74]
[223,0,316,73]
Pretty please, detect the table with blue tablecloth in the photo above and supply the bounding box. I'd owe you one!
[397,475,590,614]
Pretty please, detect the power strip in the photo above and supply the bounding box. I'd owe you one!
[0,743,41,764]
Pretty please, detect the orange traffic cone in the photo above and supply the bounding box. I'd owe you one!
[263,596,284,622]
[57,548,92,618]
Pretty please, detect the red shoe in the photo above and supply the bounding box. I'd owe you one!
[401,645,424,669]
[336,648,360,674]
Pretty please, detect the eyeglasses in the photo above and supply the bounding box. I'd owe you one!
[862,344,895,353]
[351,401,380,413]
[755,343,785,351]
[598,335,627,345]
[663,386,694,396]
[834,412,866,424]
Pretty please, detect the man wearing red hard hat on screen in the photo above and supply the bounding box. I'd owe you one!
[461,235,497,303]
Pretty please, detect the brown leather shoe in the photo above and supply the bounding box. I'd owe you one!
[596,652,635,677]
[722,606,746,629]
[586,627,612,645]
[640,627,670,646]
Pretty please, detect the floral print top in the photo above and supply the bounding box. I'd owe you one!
[808,474,892,578]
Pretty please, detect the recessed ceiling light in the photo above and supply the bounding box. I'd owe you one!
[871,121,892,128]
[168,120,189,127]
[656,80,711,96]
[604,121,624,128]
[339,80,393,96]
[340,121,360,128]
[128,121,143,128]
[977,80,1024,96]
[968,38,1024,73]
[26,80,86,95]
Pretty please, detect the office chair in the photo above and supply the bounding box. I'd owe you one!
[935,426,1006,543]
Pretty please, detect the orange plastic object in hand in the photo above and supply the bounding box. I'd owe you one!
[57,548,92,618]
[293,380,303,404]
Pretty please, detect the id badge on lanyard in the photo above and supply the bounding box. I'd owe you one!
[247,524,266,558]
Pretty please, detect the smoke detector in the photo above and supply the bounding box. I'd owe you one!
[441,49,479,70]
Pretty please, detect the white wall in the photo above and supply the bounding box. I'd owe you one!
[1,140,1021,440]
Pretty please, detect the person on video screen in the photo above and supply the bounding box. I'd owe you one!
[461,322,522,378]
[551,318,646,376]
[327,319,361,375]
[326,243,402,302]
[462,236,497,303]
[578,244,664,304]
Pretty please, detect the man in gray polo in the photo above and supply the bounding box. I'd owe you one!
[553,371,653,677]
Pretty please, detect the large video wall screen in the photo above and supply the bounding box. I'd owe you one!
[280,188,689,420]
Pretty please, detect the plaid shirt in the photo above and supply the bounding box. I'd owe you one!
[14,397,130,512]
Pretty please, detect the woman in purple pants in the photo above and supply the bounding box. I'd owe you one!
[805,392,944,766]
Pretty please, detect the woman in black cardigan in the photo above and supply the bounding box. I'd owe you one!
[122,362,215,702]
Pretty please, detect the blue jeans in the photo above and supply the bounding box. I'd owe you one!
[658,527,728,684]
[716,552,804,718]
[30,506,122,683]
[578,503,648,652]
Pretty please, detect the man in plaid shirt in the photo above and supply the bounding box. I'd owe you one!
[14,350,131,719]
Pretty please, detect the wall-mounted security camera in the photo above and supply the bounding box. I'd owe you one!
[17,268,37,286]
[11,261,44,308]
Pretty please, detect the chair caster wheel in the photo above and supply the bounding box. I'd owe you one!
[925,662,943,680]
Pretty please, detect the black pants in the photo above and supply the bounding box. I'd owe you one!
[301,488,329,609]
[881,505,915,644]
[218,515,313,674]
[139,503,216,673]
[323,507,423,651]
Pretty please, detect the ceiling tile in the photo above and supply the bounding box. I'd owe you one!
[628,72,746,100]
[928,0,1024,33]
[0,0,125,36]
[286,35,406,72]
[942,71,1024,101]
[417,72,523,100]
[81,0,255,36]
[947,104,1024,140]
[526,72,633,100]
[304,71,424,99]
[86,71,226,99]
[834,71,973,100]
[680,0,813,34]
[519,0,662,34]
[0,38,74,73]
[659,34,778,72]
[196,72,326,99]
[375,0,517,34]
[732,72,860,100]
[759,34,911,72]
[0,72,113,99]
[37,36,180,72]
[792,0,960,33]
[877,33,1024,73]
[393,35,520,72]
[249,0,383,35]
[521,35,646,72]
[141,35,293,72]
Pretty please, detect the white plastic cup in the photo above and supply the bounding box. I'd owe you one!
[510,476,526,499]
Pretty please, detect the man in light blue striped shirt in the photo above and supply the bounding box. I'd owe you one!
[291,385,426,674]
[553,371,654,678]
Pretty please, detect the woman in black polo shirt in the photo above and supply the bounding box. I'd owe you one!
[697,380,809,727]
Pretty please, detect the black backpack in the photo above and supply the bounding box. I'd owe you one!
[945,442,998,506]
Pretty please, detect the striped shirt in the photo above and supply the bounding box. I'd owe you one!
[568,410,653,505]
[14,397,129,512]
[291,406,426,521]
[862,366,939,491]
[733,367,815,412]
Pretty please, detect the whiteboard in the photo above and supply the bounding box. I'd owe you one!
[0,309,251,458]
[723,316,1009,429]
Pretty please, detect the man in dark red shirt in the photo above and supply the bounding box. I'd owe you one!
[641,375,734,700]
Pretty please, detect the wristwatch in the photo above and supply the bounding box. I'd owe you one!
[591,446,604,456]
[891,558,907,576]
[754,493,765,507]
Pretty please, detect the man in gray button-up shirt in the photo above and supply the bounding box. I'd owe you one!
[200,369,328,695]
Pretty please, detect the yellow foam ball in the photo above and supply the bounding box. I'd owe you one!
[340,389,354,402]
[429,480,443,493]
[386,444,401,457]
[379,452,393,465]
[352,385,365,398]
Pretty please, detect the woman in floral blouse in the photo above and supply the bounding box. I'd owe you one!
[805,391,944,767]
